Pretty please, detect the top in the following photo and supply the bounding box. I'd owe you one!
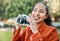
[12,22,59,41]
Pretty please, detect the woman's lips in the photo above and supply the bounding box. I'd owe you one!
[34,17,40,20]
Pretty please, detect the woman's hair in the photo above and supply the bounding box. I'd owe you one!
[35,3,52,26]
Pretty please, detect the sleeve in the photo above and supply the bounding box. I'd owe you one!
[47,28,59,41]
[30,28,59,41]
[12,27,26,41]
[30,32,45,41]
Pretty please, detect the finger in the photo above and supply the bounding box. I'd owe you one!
[29,14,32,18]
[29,15,35,23]
[26,15,35,25]
[13,27,16,35]
[26,16,32,23]
[16,17,18,22]
[14,23,21,29]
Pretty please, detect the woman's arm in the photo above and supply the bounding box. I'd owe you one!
[11,23,26,41]
[12,27,20,41]
[47,28,59,41]
[12,27,26,41]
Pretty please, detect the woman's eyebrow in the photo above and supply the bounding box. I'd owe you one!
[39,9,44,11]
[34,8,37,9]
[39,9,46,12]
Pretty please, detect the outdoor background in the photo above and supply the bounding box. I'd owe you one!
[0,0,60,41]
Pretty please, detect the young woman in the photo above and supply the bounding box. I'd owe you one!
[12,3,59,41]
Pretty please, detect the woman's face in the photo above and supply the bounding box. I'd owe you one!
[32,3,47,24]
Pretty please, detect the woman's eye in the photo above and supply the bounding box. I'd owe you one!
[34,10,37,12]
[39,10,44,13]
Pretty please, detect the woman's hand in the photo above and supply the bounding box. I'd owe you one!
[26,14,38,34]
[15,22,23,29]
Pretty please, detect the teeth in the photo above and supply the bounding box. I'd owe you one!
[35,17,40,18]
[34,17,40,20]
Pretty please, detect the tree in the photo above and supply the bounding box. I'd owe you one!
[0,0,44,20]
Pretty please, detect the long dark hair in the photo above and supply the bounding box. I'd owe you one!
[35,3,52,26]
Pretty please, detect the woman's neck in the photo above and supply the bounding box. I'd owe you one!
[36,21,44,28]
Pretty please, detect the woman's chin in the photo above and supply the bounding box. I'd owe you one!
[35,20,41,24]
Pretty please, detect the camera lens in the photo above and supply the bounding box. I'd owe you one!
[17,14,29,24]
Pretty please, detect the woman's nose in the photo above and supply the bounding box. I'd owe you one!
[35,11,39,16]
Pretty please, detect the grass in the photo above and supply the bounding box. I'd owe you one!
[59,33,60,38]
[0,31,60,41]
[0,31,13,41]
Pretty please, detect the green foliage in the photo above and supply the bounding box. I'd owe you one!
[0,0,43,20]
[56,26,60,29]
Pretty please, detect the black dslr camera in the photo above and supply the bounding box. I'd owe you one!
[17,14,29,24]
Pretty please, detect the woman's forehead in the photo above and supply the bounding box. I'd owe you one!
[34,3,46,9]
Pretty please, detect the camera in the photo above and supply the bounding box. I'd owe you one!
[17,14,29,24]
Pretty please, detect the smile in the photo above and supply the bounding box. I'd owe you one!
[34,17,40,20]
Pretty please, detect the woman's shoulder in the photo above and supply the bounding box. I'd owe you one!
[44,26,58,36]
[48,26,57,30]
[46,25,58,33]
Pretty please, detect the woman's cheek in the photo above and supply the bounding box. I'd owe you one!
[40,14,46,20]
[39,13,44,16]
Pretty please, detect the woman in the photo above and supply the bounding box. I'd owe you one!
[12,3,59,41]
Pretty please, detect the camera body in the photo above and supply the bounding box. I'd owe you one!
[17,14,29,24]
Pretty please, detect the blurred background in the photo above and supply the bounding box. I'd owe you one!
[0,0,60,41]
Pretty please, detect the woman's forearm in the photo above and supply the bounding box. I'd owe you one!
[12,27,21,41]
